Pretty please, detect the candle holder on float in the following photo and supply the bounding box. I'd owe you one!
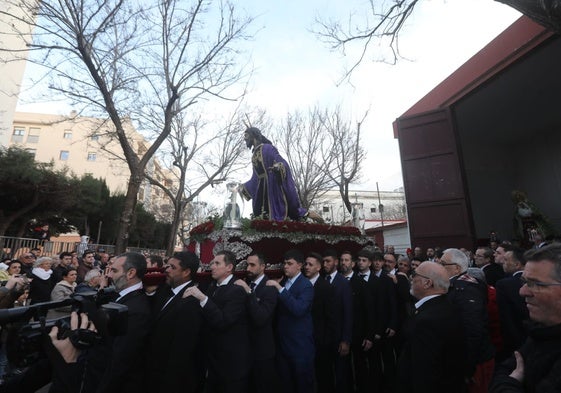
[223,181,242,229]
[351,202,365,234]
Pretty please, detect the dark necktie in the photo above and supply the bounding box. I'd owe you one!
[250,282,256,292]
[326,275,332,283]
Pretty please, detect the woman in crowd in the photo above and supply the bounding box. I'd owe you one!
[49,267,78,318]
[29,256,56,304]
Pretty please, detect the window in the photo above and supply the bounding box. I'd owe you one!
[87,152,97,161]
[63,130,73,139]
[27,127,41,143]
[25,148,37,158]
[11,127,25,143]
[60,150,69,161]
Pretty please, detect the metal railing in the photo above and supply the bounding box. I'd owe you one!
[0,236,165,259]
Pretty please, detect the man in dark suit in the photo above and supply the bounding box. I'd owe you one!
[96,252,152,393]
[340,251,375,393]
[475,246,505,286]
[147,251,204,393]
[304,252,337,393]
[267,249,315,393]
[397,261,466,393]
[185,250,251,393]
[323,249,353,393]
[371,251,399,392]
[495,247,529,361]
[234,252,280,393]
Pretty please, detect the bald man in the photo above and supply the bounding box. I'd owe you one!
[396,262,467,393]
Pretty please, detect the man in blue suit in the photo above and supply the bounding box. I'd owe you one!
[267,249,315,393]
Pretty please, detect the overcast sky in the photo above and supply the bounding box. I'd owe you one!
[17,0,521,202]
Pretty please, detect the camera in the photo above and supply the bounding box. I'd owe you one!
[0,288,128,368]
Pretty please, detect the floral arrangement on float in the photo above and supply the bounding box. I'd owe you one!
[188,215,368,266]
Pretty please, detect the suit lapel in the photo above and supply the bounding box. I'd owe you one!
[158,282,194,319]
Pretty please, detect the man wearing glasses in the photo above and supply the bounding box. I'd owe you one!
[396,261,466,392]
[18,252,36,276]
[440,248,495,393]
[491,243,561,392]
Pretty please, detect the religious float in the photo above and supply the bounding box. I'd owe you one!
[187,217,369,269]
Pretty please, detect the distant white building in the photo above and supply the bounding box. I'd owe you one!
[311,188,407,227]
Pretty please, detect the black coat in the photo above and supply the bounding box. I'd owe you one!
[367,272,398,335]
[97,288,152,393]
[397,295,467,393]
[496,272,529,357]
[482,263,505,287]
[146,282,205,393]
[348,273,375,343]
[246,275,278,361]
[311,276,337,351]
[491,323,561,393]
[203,278,252,381]
[29,272,56,304]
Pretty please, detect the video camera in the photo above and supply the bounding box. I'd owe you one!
[0,288,128,368]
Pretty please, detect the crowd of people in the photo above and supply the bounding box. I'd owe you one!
[0,238,559,393]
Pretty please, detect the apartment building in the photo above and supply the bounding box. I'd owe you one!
[9,111,175,219]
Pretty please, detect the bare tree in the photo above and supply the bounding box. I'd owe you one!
[314,0,560,82]
[323,108,367,214]
[273,108,335,209]
[0,0,253,253]
[145,110,246,255]
[313,0,420,82]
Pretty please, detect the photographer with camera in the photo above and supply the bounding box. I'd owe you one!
[0,252,150,393]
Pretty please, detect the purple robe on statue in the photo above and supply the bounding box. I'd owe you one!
[241,143,307,221]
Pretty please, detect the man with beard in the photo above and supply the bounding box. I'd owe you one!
[234,252,280,393]
[98,252,152,393]
[240,127,309,222]
[148,251,204,393]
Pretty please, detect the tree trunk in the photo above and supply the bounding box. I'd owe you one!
[166,200,183,256]
[115,173,143,254]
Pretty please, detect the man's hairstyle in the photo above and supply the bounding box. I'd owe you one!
[33,256,52,268]
[498,243,515,253]
[248,252,266,265]
[509,247,527,267]
[216,250,237,268]
[172,251,200,276]
[322,248,338,259]
[397,255,410,264]
[118,252,147,279]
[245,127,272,145]
[340,250,354,259]
[84,269,102,282]
[478,247,494,259]
[444,248,470,271]
[62,267,78,278]
[59,251,72,260]
[371,251,385,262]
[148,254,164,268]
[431,272,451,292]
[524,243,561,281]
[83,250,95,258]
[357,249,373,261]
[284,249,304,264]
[306,252,323,265]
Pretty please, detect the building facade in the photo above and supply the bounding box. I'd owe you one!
[8,111,175,219]
[312,188,407,227]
